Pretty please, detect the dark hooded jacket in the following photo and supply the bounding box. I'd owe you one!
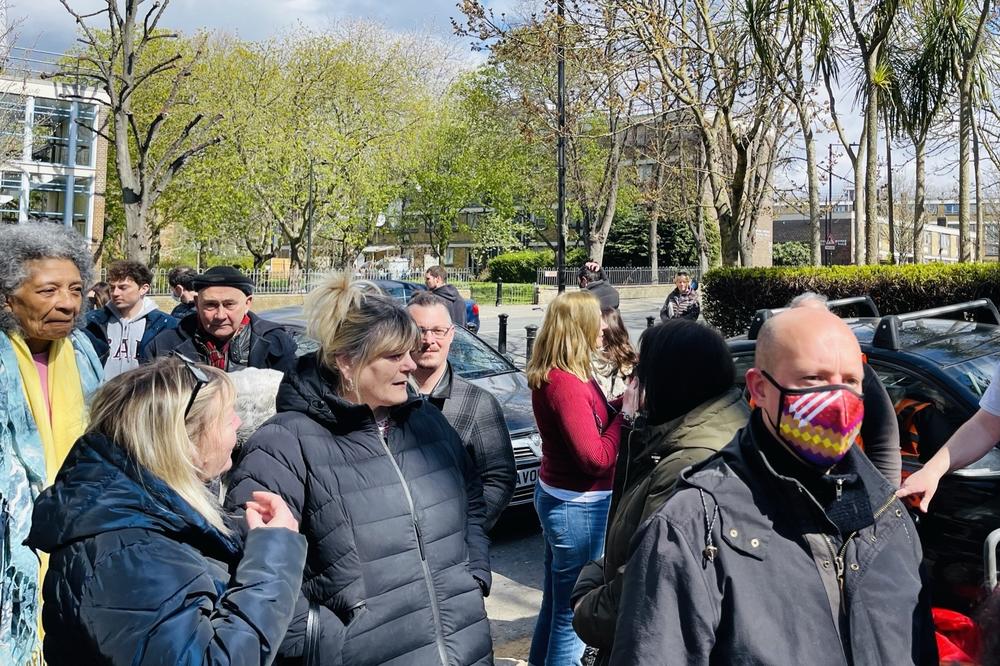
[26,432,308,666]
[571,388,749,661]
[609,414,937,665]
[431,283,468,328]
[585,279,620,310]
[141,311,297,373]
[224,353,493,666]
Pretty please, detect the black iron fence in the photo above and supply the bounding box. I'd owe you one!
[535,266,703,286]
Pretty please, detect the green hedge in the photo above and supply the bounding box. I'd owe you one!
[702,263,1000,337]
[486,248,589,283]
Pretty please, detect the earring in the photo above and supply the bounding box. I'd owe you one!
[344,376,355,392]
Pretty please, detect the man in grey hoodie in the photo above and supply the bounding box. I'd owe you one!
[83,260,176,379]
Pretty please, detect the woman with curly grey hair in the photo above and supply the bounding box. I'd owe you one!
[0,221,103,665]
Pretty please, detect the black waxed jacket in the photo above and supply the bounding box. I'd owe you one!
[225,353,493,666]
[609,415,938,666]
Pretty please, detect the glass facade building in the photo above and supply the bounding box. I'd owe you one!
[0,78,106,240]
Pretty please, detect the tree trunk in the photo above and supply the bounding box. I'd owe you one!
[864,87,879,264]
[974,113,985,261]
[913,139,926,263]
[959,84,973,262]
[852,142,866,265]
[799,107,821,266]
[649,159,664,284]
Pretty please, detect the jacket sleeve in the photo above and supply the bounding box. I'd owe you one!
[470,394,516,530]
[609,513,719,666]
[682,294,701,321]
[448,421,492,593]
[659,295,672,322]
[225,422,308,521]
[859,364,902,487]
[267,328,299,374]
[571,557,620,651]
[545,375,623,477]
[278,594,346,666]
[79,527,307,666]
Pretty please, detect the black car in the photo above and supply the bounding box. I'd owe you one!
[729,297,1000,612]
[259,305,541,511]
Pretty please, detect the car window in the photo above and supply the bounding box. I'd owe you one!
[732,352,754,384]
[945,353,1000,400]
[868,361,964,464]
[450,327,517,380]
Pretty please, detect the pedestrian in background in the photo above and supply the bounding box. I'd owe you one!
[168,265,199,319]
[408,290,516,530]
[659,271,700,321]
[83,260,176,378]
[526,291,629,666]
[425,265,467,327]
[0,222,104,664]
[86,281,111,310]
[572,320,749,663]
[578,263,620,310]
[27,358,307,665]
[592,307,636,400]
[226,273,493,665]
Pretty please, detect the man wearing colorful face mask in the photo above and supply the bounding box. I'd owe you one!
[610,307,937,666]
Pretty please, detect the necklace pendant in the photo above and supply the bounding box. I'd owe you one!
[702,545,718,562]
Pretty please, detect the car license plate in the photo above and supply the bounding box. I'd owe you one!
[516,466,539,488]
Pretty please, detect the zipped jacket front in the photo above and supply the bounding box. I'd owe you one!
[610,416,938,666]
[225,353,493,666]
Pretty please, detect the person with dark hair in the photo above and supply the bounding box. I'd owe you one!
[578,263,619,310]
[143,266,296,373]
[0,222,104,663]
[408,290,516,529]
[425,265,467,327]
[86,281,111,310]
[83,260,177,378]
[571,320,749,663]
[167,265,198,319]
[592,307,636,400]
[659,271,700,321]
[225,273,493,665]
[610,307,936,665]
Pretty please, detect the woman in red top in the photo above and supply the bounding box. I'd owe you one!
[526,291,632,665]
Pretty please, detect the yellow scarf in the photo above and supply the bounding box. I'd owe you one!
[11,334,87,658]
[10,334,87,485]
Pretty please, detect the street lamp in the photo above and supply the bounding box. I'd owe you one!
[556,0,566,293]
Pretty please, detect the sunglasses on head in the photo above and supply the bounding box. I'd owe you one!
[173,352,211,418]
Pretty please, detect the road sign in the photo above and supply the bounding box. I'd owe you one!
[824,243,836,251]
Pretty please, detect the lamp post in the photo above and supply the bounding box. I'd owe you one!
[885,129,895,264]
[826,144,834,266]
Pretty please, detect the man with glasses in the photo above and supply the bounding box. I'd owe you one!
[143,266,296,373]
[408,291,516,529]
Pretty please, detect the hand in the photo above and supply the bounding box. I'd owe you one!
[622,376,642,419]
[585,260,601,273]
[245,491,299,532]
[895,467,942,513]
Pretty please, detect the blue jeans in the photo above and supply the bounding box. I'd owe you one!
[529,485,611,666]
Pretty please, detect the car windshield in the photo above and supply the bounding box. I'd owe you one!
[945,353,1000,399]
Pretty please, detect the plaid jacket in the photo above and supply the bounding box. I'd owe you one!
[425,366,517,530]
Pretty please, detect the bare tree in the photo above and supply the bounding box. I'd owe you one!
[46,0,220,262]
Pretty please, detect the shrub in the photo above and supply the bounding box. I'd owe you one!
[702,263,1000,338]
[487,250,554,282]
[772,241,812,266]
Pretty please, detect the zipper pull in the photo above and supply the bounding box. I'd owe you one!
[834,555,845,585]
[835,478,844,500]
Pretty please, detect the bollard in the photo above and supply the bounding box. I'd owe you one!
[496,279,504,307]
[646,315,655,328]
[498,314,509,354]
[525,324,538,362]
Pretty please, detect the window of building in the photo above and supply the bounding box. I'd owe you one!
[944,203,959,214]
[76,103,97,167]
[0,171,20,222]
[72,177,92,236]
[31,98,73,166]
[941,234,952,254]
[937,217,948,226]
[923,231,931,253]
[0,96,25,158]
[27,173,69,221]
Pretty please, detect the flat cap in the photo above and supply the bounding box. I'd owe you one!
[191,266,255,295]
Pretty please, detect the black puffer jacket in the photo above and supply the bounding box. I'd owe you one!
[225,354,493,666]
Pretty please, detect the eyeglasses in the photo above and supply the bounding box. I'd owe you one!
[418,325,454,340]
[173,352,210,418]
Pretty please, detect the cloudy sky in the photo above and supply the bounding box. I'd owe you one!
[12,0,961,199]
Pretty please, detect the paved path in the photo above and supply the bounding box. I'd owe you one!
[487,507,544,664]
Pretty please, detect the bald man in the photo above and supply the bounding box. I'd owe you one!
[610,308,937,665]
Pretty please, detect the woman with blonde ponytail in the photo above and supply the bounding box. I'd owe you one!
[27,358,308,665]
[226,272,494,666]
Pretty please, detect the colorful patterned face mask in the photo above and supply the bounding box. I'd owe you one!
[762,371,865,467]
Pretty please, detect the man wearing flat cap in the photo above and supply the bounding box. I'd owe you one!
[142,266,297,373]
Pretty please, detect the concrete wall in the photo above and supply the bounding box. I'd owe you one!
[150,293,308,314]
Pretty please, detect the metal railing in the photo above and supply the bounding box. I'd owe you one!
[536,266,703,286]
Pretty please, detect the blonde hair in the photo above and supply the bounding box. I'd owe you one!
[304,272,421,396]
[526,291,602,388]
[86,358,235,534]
